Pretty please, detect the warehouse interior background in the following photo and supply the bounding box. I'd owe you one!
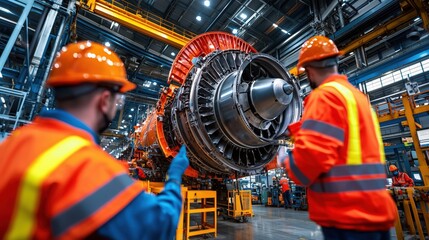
[2,0,429,239]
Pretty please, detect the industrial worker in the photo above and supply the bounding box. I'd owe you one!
[389,165,414,187]
[279,175,292,209]
[0,41,189,239]
[282,36,397,240]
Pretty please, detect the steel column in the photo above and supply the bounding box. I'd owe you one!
[402,94,429,186]
[321,0,339,21]
[23,0,63,89]
[337,0,344,27]
[0,0,35,74]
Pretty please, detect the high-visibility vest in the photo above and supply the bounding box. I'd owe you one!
[0,118,142,239]
[287,75,397,231]
[279,178,290,192]
[392,172,414,187]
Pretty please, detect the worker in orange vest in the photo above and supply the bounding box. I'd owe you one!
[282,36,397,240]
[0,41,189,239]
[389,165,414,187]
[279,175,292,209]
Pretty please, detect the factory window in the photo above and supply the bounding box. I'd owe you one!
[380,74,394,86]
[422,58,429,72]
[401,62,423,78]
[365,58,428,93]
[366,78,382,91]
[392,70,403,82]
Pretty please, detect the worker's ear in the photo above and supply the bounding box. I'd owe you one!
[97,89,114,112]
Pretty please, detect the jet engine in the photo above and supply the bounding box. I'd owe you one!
[134,32,301,177]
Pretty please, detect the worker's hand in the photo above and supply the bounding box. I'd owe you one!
[167,145,189,182]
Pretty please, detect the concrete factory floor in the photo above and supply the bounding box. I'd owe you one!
[190,205,399,240]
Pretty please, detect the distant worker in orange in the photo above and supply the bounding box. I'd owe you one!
[0,41,189,239]
[279,174,292,209]
[389,165,414,187]
[282,36,397,240]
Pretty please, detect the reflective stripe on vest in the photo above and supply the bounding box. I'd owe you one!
[301,119,344,142]
[52,173,134,237]
[370,108,386,163]
[321,81,361,165]
[310,81,386,193]
[6,136,91,239]
[310,164,387,192]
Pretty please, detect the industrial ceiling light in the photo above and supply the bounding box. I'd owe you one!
[128,114,132,118]
[196,15,202,21]
[272,23,278,28]
[1,97,4,103]
[281,29,290,35]
[131,108,135,111]
[104,42,111,47]
[204,0,210,7]
[171,52,176,56]
[232,29,238,34]
[0,7,11,14]
[153,82,157,86]
[240,13,247,19]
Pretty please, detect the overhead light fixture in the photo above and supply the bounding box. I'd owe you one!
[114,22,119,27]
[1,97,5,103]
[0,7,11,14]
[131,108,135,111]
[350,52,354,55]
[240,13,247,20]
[171,52,176,56]
[3,104,6,108]
[232,29,238,34]
[204,0,210,7]
[414,17,421,22]
[153,82,157,86]
[128,114,132,118]
[196,15,202,21]
[281,29,290,35]
[272,23,278,28]
[104,42,111,47]
[0,72,3,78]
[122,120,125,123]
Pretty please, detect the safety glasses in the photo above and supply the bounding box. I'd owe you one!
[114,93,126,110]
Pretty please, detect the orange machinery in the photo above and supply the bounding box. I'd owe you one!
[132,32,302,179]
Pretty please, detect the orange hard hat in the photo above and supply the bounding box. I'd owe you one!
[389,165,398,172]
[297,35,343,70]
[46,41,136,93]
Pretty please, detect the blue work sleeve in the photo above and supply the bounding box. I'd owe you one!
[95,180,183,240]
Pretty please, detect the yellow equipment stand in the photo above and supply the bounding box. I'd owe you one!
[391,186,429,239]
[184,190,217,239]
[226,190,253,222]
[143,181,217,240]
